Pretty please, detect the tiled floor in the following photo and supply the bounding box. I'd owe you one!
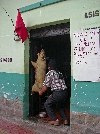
[0,118,37,134]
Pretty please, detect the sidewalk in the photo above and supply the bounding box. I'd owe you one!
[0,116,70,134]
[0,118,37,134]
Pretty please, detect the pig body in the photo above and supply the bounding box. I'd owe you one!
[31,49,46,92]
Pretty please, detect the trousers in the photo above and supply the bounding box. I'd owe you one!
[44,89,68,121]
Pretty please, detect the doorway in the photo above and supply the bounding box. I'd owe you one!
[29,22,71,123]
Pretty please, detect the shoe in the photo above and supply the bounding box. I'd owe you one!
[49,119,60,126]
[63,120,69,125]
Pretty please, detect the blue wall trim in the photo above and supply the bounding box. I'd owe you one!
[19,0,65,13]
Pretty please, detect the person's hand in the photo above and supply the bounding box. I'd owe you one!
[38,86,47,96]
[38,90,43,96]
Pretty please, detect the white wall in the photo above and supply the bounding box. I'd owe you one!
[0,0,100,75]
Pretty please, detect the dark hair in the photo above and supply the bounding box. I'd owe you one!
[48,59,64,79]
[48,59,57,70]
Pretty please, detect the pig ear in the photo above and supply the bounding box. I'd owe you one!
[37,53,40,57]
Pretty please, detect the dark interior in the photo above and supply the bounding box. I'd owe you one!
[29,23,71,123]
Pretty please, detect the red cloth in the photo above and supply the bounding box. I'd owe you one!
[15,9,28,43]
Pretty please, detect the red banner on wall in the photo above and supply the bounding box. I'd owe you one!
[15,9,28,43]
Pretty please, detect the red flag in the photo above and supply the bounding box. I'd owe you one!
[15,9,28,43]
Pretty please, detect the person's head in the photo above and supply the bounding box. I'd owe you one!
[48,59,57,70]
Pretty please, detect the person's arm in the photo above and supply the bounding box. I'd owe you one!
[38,86,48,96]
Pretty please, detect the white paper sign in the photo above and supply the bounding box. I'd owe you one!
[73,28,100,81]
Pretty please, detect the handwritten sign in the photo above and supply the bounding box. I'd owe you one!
[73,28,100,81]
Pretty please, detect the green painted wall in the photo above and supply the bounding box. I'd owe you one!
[21,0,100,116]
[0,72,24,101]
[71,77,100,115]
[0,72,29,118]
